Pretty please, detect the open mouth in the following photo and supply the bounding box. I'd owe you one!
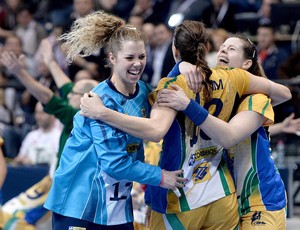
[128,69,142,75]
[218,57,229,65]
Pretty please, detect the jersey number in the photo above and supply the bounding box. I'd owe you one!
[110,182,132,201]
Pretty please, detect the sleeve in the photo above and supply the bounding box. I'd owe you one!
[148,75,193,105]
[89,119,162,186]
[228,68,250,96]
[43,95,78,127]
[237,94,274,126]
[59,82,74,100]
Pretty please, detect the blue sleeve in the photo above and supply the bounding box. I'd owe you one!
[90,119,162,186]
[167,61,181,77]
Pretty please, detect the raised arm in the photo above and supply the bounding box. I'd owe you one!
[80,92,176,142]
[0,51,53,104]
[245,72,291,106]
[178,61,291,106]
[39,38,71,88]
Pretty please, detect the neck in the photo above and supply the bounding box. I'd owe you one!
[111,75,135,96]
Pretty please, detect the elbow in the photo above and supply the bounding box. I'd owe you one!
[286,90,292,101]
[147,126,166,143]
[221,141,235,149]
[217,135,237,149]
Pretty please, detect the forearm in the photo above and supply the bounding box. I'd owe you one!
[248,74,291,106]
[48,60,71,88]
[16,69,53,104]
[99,108,165,142]
[269,82,291,106]
[268,123,283,136]
[199,116,258,148]
[184,100,263,148]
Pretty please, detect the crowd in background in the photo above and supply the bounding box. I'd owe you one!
[0,0,299,229]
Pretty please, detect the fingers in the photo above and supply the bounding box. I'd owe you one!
[173,187,181,197]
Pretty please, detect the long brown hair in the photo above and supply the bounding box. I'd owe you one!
[173,20,213,101]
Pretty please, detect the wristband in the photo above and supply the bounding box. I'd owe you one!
[159,171,164,186]
[183,99,209,126]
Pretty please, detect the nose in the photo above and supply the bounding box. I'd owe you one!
[133,59,142,66]
[219,46,227,53]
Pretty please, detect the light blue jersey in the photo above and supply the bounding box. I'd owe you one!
[44,79,162,225]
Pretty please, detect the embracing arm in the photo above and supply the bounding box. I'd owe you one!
[157,85,266,148]
[189,101,265,148]
[80,92,176,142]
[246,72,291,106]
[178,61,291,106]
[0,52,53,104]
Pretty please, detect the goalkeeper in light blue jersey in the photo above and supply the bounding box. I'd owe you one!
[44,11,185,230]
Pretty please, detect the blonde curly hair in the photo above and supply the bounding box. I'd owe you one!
[59,11,147,64]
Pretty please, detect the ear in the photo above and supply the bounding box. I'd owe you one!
[242,59,253,70]
[109,52,115,64]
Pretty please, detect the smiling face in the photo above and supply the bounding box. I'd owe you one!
[109,40,146,94]
[217,37,251,70]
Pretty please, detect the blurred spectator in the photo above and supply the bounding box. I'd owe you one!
[113,0,135,21]
[257,0,281,25]
[69,0,95,25]
[0,35,38,158]
[12,102,62,166]
[201,0,239,33]
[257,22,290,80]
[279,51,300,80]
[131,0,172,24]
[150,23,174,88]
[46,0,73,28]
[141,22,155,83]
[13,5,46,56]
[34,25,68,75]
[274,51,300,127]
[73,69,93,82]
[128,14,144,31]
[0,0,22,34]
[94,0,118,14]
[229,0,261,12]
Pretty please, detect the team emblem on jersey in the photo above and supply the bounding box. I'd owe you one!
[192,162,211,183]
[141,108,147,117]
[251,211,266,226]
[127,143,140,153]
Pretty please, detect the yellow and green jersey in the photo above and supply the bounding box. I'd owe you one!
[226,94,286,216]
[145,66,250,214]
